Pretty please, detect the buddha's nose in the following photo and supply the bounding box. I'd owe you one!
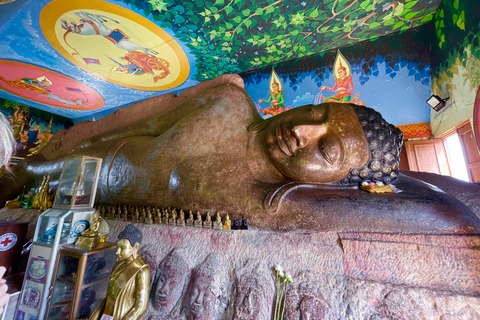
[292,123,327,148]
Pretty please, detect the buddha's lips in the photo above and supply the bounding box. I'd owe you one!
[276,125,295,156]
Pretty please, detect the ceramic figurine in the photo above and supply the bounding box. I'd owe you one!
[194,211,203,228]
[109,206,116,220]
[240,216,248,230]
[223,214,231,230]
[186,210,194,227]
[116,205,122,220]
[213,212,223,230]
[134,209,140,223]
[203,212,213,229]
[88,224,149,320]
[163,210,169,225]
[169,209,177,226]
[75,212,109,248]
[155,209,161,224]
[145,212,153,224]
[177,209,185,227]
[232,216,239,230]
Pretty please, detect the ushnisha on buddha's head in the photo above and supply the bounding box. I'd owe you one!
[248,103,403,186]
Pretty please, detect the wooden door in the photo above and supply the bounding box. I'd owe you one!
[457,121,480,182]
[404,139,451,175]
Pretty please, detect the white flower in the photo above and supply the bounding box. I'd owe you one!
[274,264,283,273]
[284,270,293,282]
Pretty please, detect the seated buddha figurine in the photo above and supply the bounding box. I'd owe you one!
[223,214,231,230]
[213,213,222,230]
[176,209,185,227]
[169,209,177,226]
[194,211,203,228]
[76,212,109,248]
[145,212,153,224]
[88,224,150,320]
[4,75,480,234]
[203,212,212,229]
[154,209,161,224]
[186,210,194,227]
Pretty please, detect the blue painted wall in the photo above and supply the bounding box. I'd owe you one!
[240,25,432,126]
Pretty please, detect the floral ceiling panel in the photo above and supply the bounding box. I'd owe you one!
[0,0,441,120]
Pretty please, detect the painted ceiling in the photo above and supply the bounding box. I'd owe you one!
[0,0,441,121]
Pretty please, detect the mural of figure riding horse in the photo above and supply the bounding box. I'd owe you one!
[61,11,158,55]
[60,11,170,83]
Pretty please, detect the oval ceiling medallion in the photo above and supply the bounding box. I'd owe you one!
[40,0,190,91]
[0,59,104,110]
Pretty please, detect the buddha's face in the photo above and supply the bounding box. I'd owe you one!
[260,103,368,183]
[153,258,188,314]
[187,275,216,320]
[116,239,137,261]
[338,68,346,79]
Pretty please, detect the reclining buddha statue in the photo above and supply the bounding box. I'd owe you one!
[1,75,479,233]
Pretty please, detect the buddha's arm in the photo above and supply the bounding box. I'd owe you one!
[123,266,150,320]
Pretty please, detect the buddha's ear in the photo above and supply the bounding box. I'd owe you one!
[134,242,140,252]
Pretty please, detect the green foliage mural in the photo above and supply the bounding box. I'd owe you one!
[432,0,480,79]
[120,0,439,81]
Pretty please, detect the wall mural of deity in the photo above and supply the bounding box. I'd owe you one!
[40,0,190,91]
[0,98,72,159]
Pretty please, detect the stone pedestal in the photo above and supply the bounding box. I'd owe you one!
[2,208,480,320]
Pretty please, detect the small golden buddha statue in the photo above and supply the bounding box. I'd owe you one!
[88,224,149,320]
[186,210,194,227]
[194,211,203,228]
[145,212,153,224]
[223,214,231,230]
[75,212,109,248]
[140,208,146,223]
[169,209,177,226]
[108,206,115,220]
[134,209,140,223]
[213,212,223,230]
[203,212,213,229]
[163,210,169,224]
[154,209,161,224]
[176,209,185,227]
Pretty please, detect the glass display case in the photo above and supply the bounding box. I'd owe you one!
[54,156,102,208]
[45,243,117,320]
[15,156,103,320]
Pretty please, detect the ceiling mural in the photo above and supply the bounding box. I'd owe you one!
[122,0,441,80]
[0,60,104,110]
[0,0,441,121]
[40,0,190,90]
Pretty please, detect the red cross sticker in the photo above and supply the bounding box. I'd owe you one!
[0,233,17,251]
[1,237,12,247]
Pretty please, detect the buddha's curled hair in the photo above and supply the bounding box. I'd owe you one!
[118,223,143,246]
[340,105,403,186]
